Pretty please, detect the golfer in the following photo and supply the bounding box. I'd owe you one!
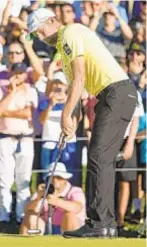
[27,8,137,238]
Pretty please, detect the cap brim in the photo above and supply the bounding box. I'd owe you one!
[47,171,73,180]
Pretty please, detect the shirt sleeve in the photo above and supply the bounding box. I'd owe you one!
[63,28,84,62]
[69,188,86,206]
[133,92,144,117]
[38,99,49,112]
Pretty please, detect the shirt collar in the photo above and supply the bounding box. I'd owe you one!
[56,25,65,51]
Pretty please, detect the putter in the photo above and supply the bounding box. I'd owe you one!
[27,134,66,235]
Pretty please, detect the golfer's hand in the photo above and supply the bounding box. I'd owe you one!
[61,113,75,140]
[47,194,58,206]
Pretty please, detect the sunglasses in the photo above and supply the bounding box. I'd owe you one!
[55,87,68,94]
[8,51,24,55]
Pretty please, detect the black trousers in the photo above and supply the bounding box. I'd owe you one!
[86,79,137,228]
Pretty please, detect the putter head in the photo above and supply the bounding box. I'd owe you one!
[27,229,41,235]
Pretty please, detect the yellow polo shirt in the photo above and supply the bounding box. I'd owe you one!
[56,24,129,96]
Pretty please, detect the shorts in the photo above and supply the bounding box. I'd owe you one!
[116,139,137,182]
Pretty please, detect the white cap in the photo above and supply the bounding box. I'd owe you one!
[53,71,67,85]
[0,44,3,55]
[48,162,73,180]
[27,8,55,34]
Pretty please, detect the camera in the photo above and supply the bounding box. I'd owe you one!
[45,177,55,195]
[115,152,125,168]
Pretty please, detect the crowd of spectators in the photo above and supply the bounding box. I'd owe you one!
[0,0,146,236]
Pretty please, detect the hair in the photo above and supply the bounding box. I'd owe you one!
[61,3,76,14]
[8,41,24,51]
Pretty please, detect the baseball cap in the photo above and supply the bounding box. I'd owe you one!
[11,62,27,73]
[129,43,146,55]
[53,71,67,85]
[27,8,55,34]
[47,162,73,180]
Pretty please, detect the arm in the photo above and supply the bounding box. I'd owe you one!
[39,104,53,124]
[63,57,85,117]
[110,7,133,40]
[0,91,15,116]
[47,195,83,214]
[25,197,41,214]
[89,14,101,31]
[123,116,139,160]
[10,16,27,29]
[20,32,44,78]
[2,106,32,120]
[1,1,12,27]
[61,57,85,136]
[25,184,45,214]
[136,130,146,142]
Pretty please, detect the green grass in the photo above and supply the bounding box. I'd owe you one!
[0,236,145,247]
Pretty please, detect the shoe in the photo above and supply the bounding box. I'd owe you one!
[108,227,118,238]
[130,210,143,224]
[0,221,10,233]
[63,220,108,238]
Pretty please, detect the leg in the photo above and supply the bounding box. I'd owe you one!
[19,214,45,235]
[86,83,137,227]
[15,138,34,222]
[117,182,130,227]
[61,212,82,232]
[63,82,137,238]
[0,138,16,222]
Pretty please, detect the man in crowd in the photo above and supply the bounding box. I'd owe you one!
[61,3,76,26]
[27,8,137,238]
[90,4,133,60]
[0,62,38,224]
[20,162,86,235]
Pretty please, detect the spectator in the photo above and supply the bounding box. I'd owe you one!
[132,106,147,224]
[39,77,79,185]
[0,44,6,71]
[20,162,86,235]
[127,42,146,90]
[129,1,146,34]
[61,3,76,25]
[96,6,133,60]
[0,62,38,224]
[89,1,128,31]
[116,92,144,231]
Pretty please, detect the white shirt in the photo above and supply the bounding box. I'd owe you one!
[124,91,144,138]
[42,104,76,149]
[0,84,38,135]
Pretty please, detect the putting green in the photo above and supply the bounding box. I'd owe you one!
[0,236,145,247]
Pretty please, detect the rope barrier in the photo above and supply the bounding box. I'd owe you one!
[33,136,146,142]
[31,167,147,174]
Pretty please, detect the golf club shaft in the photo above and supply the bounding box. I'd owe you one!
[36,134,66,230]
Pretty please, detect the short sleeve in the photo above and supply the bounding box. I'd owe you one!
[38,99,49,112]
[69,188,86,206]
[133,92,144,117]
[63,28,84,61]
